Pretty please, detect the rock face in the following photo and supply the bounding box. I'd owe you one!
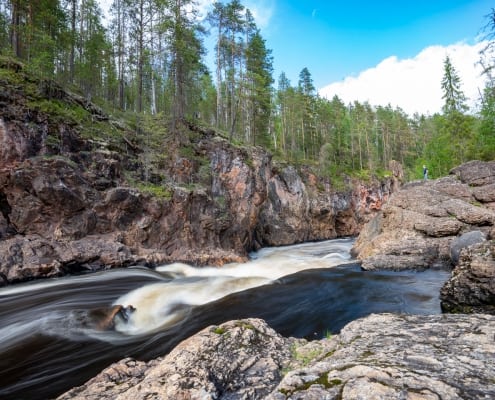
[58,315,495,400]
[57,318,300,400]
[0,63,395,285]
[353,160,495,314]
[450,230,486,265]
[441,240,495,314]
[352,161,495,271]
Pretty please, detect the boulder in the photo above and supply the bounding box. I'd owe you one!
[450,160,495,186]
[353,162,495,271]
[441,240,495,314]
[270,313,495,400]
[450,230,486,265]
[57,318,299,400]
[57,314,495,400]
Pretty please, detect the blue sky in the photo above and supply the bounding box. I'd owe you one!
[101,0,494,115]
[240,0,493,115]
[265,1,491,87]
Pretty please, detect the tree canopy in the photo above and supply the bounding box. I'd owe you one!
[0,1,494,183]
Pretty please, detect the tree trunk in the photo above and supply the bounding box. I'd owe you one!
[10,0,22,58]
[69,0,77,83]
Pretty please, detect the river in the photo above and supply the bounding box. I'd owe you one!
[0,238,451,400]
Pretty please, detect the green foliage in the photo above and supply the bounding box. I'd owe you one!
[475,84,495,160]
[135,183,172,199]
[291,345,324,366]
[2,1,495,187]
[441,56,468,115]
[28,98,86,124]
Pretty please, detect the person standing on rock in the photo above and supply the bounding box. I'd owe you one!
[423,165,428,180]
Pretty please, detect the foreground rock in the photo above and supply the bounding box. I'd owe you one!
[57,319,300,400]
[353,160,495,271]
[58,315,495,400]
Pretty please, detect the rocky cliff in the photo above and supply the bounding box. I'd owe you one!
[351,160,495,314]
[58,315,495,400]
[0,59,396,285]
[352,160,495,271]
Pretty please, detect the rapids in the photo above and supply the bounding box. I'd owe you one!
[0,238,450,399]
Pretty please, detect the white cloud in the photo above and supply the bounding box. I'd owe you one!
[243,0,275,30]
[319,41,488,116]
[193,0,213,20]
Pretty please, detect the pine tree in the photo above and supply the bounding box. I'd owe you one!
[207,1,227,129]
[297,67,316,159]
[474,8,495,161]
[245,28,273,146]
[162,0,205,134]
[441,56,467,115]
[439,55,473,167]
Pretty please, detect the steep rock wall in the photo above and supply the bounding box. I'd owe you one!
[0,71,396,285]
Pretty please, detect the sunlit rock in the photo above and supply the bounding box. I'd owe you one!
[57,314,495,400]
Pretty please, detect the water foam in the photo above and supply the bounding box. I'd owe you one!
[114,238,354,335]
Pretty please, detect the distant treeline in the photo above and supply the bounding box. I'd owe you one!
[0,0,494,180]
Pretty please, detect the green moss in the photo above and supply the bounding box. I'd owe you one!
[244,155,254,169]
[323,350,336,358]
[213,326,226,335]
[135,183,172,199]
[198,164,212,183]
[39,154,78,168]
[27,99,80,124]
[0,67,22,83]
[279,373,343,396]
[214,195,227,209]
[292,346,324,366]
[234,321,256,330]
[445,305,474,314]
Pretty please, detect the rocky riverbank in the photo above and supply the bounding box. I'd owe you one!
[352,160,495,271]
[4,59,494,400]
[57,315,495,400]
[351,160,495,315]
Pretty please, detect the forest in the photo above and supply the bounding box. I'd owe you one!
[1,0,494,181]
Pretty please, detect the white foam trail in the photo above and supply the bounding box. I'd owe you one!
[157,239,353,280]
[114,275,270,335]
[0,267,160,297]
[115,238,354,335]
[0,320,43,348]
[0,311,94,346]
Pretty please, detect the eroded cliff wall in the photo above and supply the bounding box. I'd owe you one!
[0,61,396,285]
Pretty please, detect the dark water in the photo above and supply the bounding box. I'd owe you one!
[0,239,451,400]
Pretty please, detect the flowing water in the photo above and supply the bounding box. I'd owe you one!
[0,238,451,400]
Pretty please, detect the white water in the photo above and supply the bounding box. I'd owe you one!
[114,238,354,335]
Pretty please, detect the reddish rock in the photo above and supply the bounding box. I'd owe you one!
[0,73,396,285]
